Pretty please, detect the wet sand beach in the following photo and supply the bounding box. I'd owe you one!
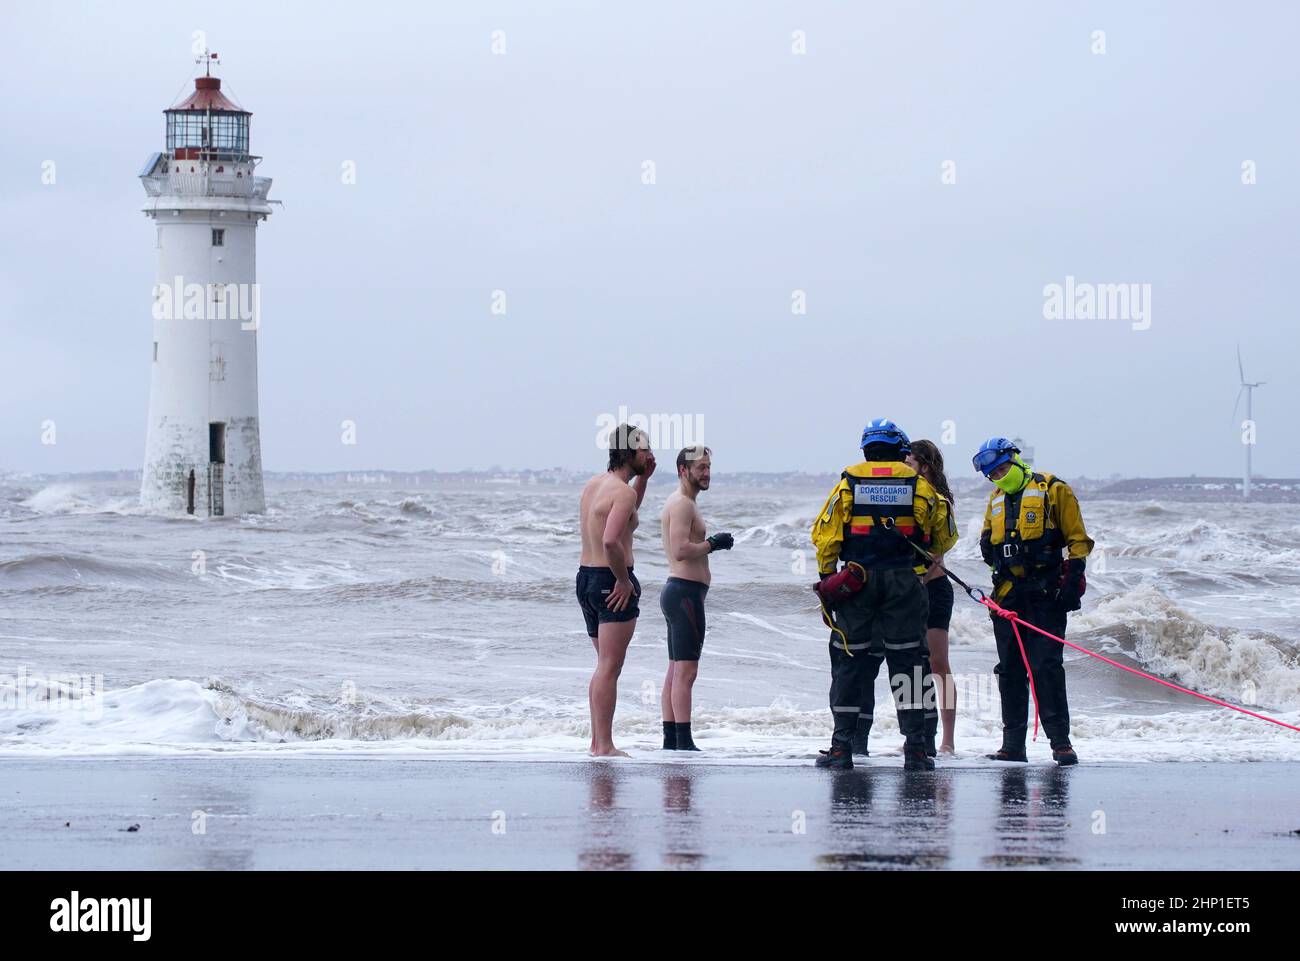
[4,756,1297,870]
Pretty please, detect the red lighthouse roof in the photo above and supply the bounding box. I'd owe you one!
[167,76,248,114]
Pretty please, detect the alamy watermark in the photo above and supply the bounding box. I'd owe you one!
[888,668,1000,718]
[1043,275,1151,331]
[50,892,150,941]
[595,405,705,451]
[0,668,104,719]
[152,276,261,330]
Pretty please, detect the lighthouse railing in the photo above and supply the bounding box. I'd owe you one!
[142,171,268,200]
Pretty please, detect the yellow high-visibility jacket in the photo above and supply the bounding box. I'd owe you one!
[980,471,1094,597]
[812,461,959,576]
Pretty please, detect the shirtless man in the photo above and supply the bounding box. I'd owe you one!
[577,423,655,757]
[659,446,733,751]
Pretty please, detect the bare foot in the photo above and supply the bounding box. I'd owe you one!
[590,746,630,758]
[940,743,956,756]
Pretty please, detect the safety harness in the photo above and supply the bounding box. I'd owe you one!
[990,473,1066,597]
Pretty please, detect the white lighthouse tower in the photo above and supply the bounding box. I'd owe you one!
[139,58,273,516]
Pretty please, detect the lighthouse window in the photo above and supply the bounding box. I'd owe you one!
[212,229,225,247]
[153,342,158,363]
[166,112,248,158]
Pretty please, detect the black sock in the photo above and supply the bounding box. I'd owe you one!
[662,721,677,750]
[673,722,700,751]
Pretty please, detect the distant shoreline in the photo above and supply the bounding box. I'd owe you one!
[4,470,1298,502]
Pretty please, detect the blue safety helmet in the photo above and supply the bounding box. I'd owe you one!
[860,418,911,453]
[972,437,1020,476]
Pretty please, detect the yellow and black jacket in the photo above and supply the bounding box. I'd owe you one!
[980,471,1094,599]
[812,461,959,576]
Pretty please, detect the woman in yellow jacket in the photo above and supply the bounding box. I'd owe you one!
[906,439,959,755]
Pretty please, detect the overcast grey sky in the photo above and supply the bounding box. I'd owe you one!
[2,1,1297,478]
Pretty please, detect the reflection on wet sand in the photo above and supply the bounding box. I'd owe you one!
[579,764,713,870]
[663,772,694,814]
[660,770,706,870]
[816,769,952,870]
[578,764,635,871]
[575,760,1081,871]
[166,772,255,871]
[982,767,1078,868]
[892,767,953,869]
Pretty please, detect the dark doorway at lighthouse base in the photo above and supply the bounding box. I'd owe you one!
[209,423,226,465]
[209,423,226,517]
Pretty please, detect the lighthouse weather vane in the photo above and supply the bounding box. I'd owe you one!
[198,51,220,76]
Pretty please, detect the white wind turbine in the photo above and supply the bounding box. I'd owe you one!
[1232,345,1264,498]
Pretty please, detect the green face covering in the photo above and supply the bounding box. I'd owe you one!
[992,459,1029,494]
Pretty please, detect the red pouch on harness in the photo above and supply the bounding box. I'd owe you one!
[814,562,867,604]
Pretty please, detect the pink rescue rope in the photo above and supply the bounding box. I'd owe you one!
[980,596,1300,735]
[1007,613,1041,740]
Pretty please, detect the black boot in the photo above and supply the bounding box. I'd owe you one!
[1052,743,1079,766]
[904,747,935,771]
[851,718,871,757]
[985,747,1028,762]
[673,722,700,752]
[815,744,853,769]
[986,730,1028,763]
[662,721,677,750]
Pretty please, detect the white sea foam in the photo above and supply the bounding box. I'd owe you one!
[1,674,1295,763]
[22,483,141,516]
[1071,586,1300,709]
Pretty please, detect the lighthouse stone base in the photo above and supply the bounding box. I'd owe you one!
[140,414,265,516]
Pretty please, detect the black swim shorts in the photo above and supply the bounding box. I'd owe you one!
[576,566,641,637]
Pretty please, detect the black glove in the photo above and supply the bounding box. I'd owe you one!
[1054,558,1086,611]
[707,532,734,552]
[980,530,997,567]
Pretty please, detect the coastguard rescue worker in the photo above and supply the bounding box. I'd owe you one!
[811,419,958,771]
[973,437,1094,766]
